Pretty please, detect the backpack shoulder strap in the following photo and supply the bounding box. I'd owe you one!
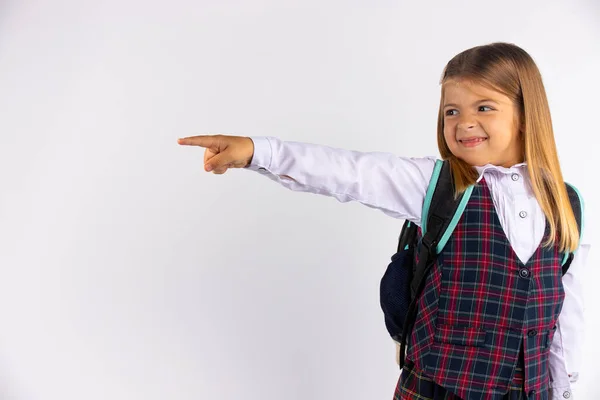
[561,183,585,274]
[421,160,474,253]
[409,160,473,298]
[400,159,473,368]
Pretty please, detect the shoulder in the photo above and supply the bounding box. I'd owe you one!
[402,155,439,181]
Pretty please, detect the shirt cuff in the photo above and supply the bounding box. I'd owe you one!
[244,136,273,171]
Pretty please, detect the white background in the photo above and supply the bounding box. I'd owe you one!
[0,0,599,399]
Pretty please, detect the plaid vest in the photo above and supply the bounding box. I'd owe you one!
[406,178,564,400]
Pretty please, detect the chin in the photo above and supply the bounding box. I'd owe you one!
[456,154,491,167]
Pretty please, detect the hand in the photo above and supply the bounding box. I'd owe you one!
[177,134,255,175]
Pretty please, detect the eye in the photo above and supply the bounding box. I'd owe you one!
[444,105,494,117]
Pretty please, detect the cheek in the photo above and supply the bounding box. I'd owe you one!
[443,125,456,147]
[487,117,515,141]
[443,122,450,138]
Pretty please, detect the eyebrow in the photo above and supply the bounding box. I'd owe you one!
[443,99,500,109]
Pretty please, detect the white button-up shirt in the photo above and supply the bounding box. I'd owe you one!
[245,136,590,399]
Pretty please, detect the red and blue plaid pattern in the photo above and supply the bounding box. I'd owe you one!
[394,359,526,399]
[402,179,564,399]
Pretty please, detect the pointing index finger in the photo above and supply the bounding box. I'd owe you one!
[177,135,218,148]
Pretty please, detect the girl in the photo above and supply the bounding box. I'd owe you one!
[177,42,589,400]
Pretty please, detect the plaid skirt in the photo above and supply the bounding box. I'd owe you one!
[393,352,527,400]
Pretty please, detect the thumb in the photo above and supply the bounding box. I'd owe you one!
[204,151,232,172]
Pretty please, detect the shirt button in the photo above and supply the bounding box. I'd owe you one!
[563,391,571,398]
[528,329,538,337]
[519,268,530,278]
[529,390,537,396]
[511,173,520,181]
[519,211,527,218]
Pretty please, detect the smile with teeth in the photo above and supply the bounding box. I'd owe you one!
[459,137,487,147]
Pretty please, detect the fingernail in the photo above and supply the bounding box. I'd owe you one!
[205,164,213,172]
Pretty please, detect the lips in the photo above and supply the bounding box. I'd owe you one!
[458,136,487,147]
[459,137,487,143]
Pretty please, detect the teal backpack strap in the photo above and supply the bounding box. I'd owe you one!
[421,159,444,231]
[399,159,473,367]
[421,159,474,254]
[561,183,584,273]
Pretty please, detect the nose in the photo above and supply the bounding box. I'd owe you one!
[457,114,477,130]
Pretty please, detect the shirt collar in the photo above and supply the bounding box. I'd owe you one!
[473,162,528,183]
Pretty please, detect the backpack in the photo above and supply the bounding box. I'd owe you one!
[379,159,584,369]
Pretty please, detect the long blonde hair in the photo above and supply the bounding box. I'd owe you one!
[436,42,579,252]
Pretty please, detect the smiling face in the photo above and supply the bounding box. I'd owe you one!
[442,78,524,168]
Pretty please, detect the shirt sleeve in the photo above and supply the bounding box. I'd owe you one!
[243,136,436,225]
[548,208,591,399]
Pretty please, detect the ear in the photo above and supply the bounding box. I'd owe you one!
[518,119,526,136]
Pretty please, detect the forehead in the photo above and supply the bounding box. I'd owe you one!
[443,78,509,102]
